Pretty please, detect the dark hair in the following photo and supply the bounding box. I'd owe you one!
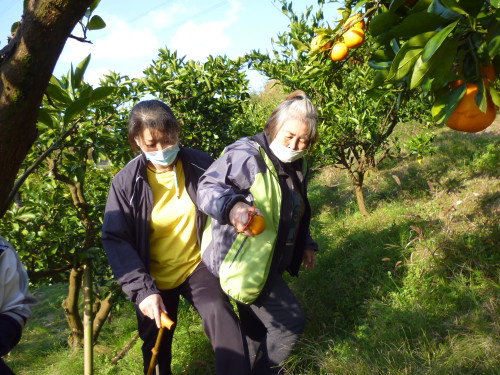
[264,90,318,147]
[127,100,181,153]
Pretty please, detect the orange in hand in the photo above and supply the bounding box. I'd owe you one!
[248,214,266,235]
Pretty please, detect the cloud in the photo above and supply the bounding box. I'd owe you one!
[53,0,248,86]
[60,15,159,64]
[170,0,242,61]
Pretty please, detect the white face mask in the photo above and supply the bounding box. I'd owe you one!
[269,139,307,163]
[143,143,179,166]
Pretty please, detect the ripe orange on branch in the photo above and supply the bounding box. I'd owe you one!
[344,14,365,31]
[446,83,497,133]
[343,27,365,48]
[330,42,348,61]
[479,64,495,83]
[310,36,332,52]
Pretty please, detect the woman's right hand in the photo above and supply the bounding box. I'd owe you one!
[229,202,263,237]
[138,294,166,329]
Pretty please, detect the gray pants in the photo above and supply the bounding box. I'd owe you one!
[237,272,305,374]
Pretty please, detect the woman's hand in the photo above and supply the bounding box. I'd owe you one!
[138,294,166,329]
[302,249,316,271]
[229,202,263,237]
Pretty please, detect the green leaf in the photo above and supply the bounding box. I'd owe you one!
[371,48,395,62]
[387,46,423,82]
[371,69,390,88]
[11,21,20,34]
[389,0,407,12]
[364,88,391,100]
[63,97,90,125]
[429,37,459,90]
[490,0,500,8]
[74,54,91,89]
[489,86,500,107]
[46,82,73,105]
[440,0,467,15]
[411,37,458,90]
[431,84,466,123]
[428,0,462,18]
[454,0,483,16]
[89,0,101,13]
[291,39,309,53]
[477,79,488,113]
[390,12,448,38]
[386,31,436,82]
[369,12,401,37]
[88,15,106,30]
[90,86,115,103]
[37,108,54,128]
[488,27,500,58]
[421,20,459,62]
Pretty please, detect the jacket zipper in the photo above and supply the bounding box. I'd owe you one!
[229,236,248,268]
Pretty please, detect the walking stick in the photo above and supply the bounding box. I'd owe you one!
[147,312,175,375]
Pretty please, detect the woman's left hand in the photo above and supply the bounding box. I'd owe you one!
[302,249,316,270]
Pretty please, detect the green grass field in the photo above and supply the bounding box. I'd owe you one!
[5,121,499,374]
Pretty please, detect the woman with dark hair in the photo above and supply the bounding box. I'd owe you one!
[102,100,250,375]
[197,90,319,374]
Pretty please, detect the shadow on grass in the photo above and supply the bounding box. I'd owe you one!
[290,195,499,374]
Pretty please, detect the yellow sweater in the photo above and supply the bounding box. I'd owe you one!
[147,161,201,289]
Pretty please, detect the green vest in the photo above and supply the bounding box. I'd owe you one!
[202,144,309,303]
[201,146,281,303]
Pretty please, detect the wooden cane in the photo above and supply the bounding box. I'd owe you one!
[147,312,175,375]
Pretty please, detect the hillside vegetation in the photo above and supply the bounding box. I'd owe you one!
[5,120,499,374]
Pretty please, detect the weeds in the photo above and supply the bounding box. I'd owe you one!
[5,123,500,374]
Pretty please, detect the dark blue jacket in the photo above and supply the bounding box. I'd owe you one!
[102,148,213,305]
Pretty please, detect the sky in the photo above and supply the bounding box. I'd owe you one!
[0,0,338,92]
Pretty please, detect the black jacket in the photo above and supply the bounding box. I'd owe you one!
[101,148,213,305]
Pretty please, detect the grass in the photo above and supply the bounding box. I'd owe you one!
[5,121,500,374]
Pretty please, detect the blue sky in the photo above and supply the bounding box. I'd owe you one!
[0,0,338,92]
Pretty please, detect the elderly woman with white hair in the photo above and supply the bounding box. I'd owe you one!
[197,90,319,374]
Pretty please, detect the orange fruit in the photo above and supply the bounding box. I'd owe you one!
[345,14,365,31]
[479,64,495,83]
[449,79,465,89]
[330,42,348,61]
[248,214,266,235]
[446,83,497,132]
[321,41,333,51]
[343,27,365,48]
[311,36,332,52]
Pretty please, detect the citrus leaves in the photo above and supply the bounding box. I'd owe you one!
[368,0,499,125]
[386,31,436,83]
[43,55,115,126]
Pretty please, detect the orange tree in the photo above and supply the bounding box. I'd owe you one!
[366,0,499,131]
[247,0,432,216]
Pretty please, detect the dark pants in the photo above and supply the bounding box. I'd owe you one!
[237,272,305,375]
[137,262,250,375]
[0,314,22,375]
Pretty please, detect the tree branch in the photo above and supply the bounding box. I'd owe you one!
[1,119,81,214]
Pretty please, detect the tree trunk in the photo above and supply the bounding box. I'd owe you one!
[62,266,84,348]
[355,184,369,218]
[93,292,113,342]
[0,0,93,218]
[353,170,369,217]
